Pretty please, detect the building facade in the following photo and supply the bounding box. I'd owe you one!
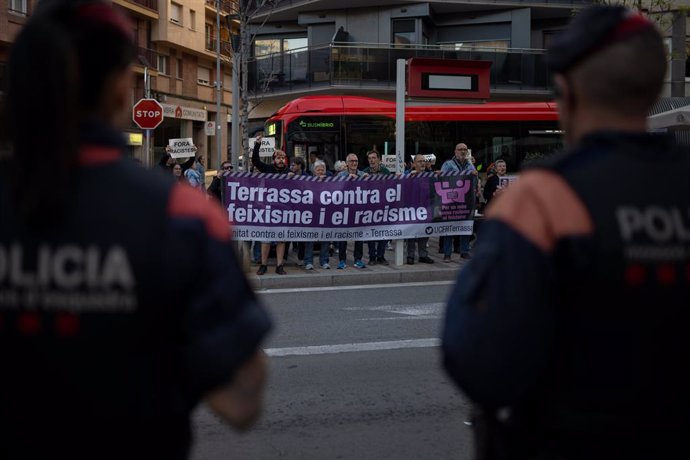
[245,0,689,119]
[1,0,237,169]
[1,1,688,169]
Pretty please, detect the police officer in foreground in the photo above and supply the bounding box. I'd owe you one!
[442,6,689,460]
[0,1,271,459]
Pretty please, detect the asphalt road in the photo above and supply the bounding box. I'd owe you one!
[190,281,475,460]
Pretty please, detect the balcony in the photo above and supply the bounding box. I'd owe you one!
[128,0,158,11]
[135,46,162,69]
[113,0,159,15]
[248,43,553,98]
[205,0,236,15]
[204,38,233,58]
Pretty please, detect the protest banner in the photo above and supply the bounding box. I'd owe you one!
[223,173,477,242]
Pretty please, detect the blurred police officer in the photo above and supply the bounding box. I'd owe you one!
[442,6,689,460]
[0,1,271,458]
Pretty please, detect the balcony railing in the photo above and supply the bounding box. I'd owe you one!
[248,42,554,96]
[252,0,593,16]
[205,38,233,58]
[128,0,158,11]
[136,46,162,69]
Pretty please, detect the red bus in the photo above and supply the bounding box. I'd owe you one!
[264,95,561,173]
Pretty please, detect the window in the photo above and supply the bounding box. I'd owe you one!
[189,10,196,30]
[205,23,214,50]
[392,19,416,46]
[254,36,308,85]
[9,0,27,15]
[197,67,210,85]
[170,2,182,25]
[176,58,183,79]
[157,55,169,75]
[223,73,232,90]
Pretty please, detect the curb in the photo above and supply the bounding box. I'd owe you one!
[247,260,464,290]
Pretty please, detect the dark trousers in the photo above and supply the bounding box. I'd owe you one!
[367,240,386,260]
[443,235,470,256]
[339,241,363,262]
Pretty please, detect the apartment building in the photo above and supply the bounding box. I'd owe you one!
[1,1,688,165]
[245,0,689,120]
[1,0,237,167]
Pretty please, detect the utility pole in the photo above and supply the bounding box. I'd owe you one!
[215,0,223,169]
[231,32,240,170]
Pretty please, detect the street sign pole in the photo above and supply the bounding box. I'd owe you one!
[394,58,406,266]
[144,68,151,167]
[132,96,164,169]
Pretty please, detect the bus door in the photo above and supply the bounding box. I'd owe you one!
[287,116,341,171]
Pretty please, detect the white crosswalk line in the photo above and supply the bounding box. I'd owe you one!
[265,338,440,357]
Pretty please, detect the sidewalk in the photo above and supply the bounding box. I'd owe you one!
[241,237,469,290]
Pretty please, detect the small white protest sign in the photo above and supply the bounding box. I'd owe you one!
[167,138,198,158]
[249,136,275,159]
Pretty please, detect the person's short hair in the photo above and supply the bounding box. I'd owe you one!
[366,150,381,159]
[548,6,665,117]
[293,156,305,167]
[334,160,346,171]
[495,159,506,167]
[313,160,326,169]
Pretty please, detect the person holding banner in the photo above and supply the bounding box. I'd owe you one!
[363,150,392,265]
[440,143,477,261]
[405,155,435,265]
[336,153,367,269]
[252,133,290,275]
[303,161,331,270]
[0,2,272,458]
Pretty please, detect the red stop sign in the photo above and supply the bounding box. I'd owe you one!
[132,98,164,130]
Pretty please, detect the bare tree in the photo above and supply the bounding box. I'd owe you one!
[225,0,284,163]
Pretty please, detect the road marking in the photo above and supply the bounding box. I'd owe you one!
[344,302,444,321]
[258,281,454,294]
[344,302,444,316]
[265,338,440,357]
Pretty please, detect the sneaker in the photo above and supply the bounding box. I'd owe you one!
[377,257,389,265]
[337,260,346,270]
[305,263,314,270]
[368,258,377,266]
[256,264,268,275]
[419,256,434,264]
[407,257,415,265]
[443,255,451,263]
[275,264,287,275]
[461,253,472,260]
[354,259,366,269]
[321,263,330,270]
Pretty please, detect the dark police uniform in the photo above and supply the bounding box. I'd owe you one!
[442,132,690,458]
[0,123,272,459]
[443,6,690,459]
